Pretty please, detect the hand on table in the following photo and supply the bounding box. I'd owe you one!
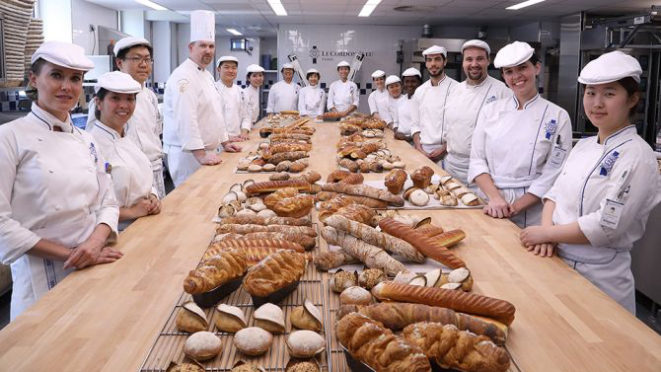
[147,194,161,215]
[64,234,106,270]
[238,130,250,141]
[520,225,553,247]
[483,196,512,219]
[526,243,556,257]
[199,152,223,165]
[223,142,242,153]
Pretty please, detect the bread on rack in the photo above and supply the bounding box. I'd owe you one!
[326,169,351,183]
[293,170,322,184]
[384,169,407,194]
[183,250,247,294]
[267,151,309,165]
[313,250,358,271]
[336,313,432,372]
[245,179,320,195]
[264,187,299,208]
[219,215,312,227]
[215,223,317,237]
[268,143,312,154]
[242,250,307,297]
[333,204,377,227]
[272,194,315,218]
[411,166,434,189]
[321,183,405,206]
[207,238,304,253]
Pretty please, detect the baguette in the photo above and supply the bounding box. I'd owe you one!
[215,223,317,237]
[207,239,304,253]
[245,179,319,195]
[313,250,358,271]
[371,282,516,326]
[204,246,312,266]
[433,229,467,248]
[218,215,312,227]
[413,225,445,237]
[322,183,404,206]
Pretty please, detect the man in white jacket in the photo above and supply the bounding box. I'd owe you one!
[216,56,252,141]
[162,10,240,187]
[266,63,299,114]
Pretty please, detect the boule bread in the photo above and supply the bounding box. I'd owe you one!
[176,301,208,333]
[215,304,247,332]
[234,327,273,356]
[286,330,326,358]
[183,331,222,361]
[339,286,372,306]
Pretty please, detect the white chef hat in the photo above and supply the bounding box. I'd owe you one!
[216,55,239,67]
[246,64,264,73]
[306,68,320,75]
[402,67,421,77]
[494,41,535,68]
[281,63,294,71]
[94,71,141,94]
[337,60,351,68]
[462,39,490,55]
[114,36,151,56]
[422,45,447,58]
[190,10,215,43]
[371,70,385,78]
[31,41,94,71]
[385,75,401,86]
[578,51,642,85]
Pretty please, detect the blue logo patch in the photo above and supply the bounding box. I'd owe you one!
[600,151,619,176]
[485,95,497,104]
[89,142,98,164]
[544,119,557,140]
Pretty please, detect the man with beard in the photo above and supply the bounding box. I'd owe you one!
[444,40,511,186]
[216,56,252,141]
[394,67,422,144]
[162,10,240,187]
[411,45,458,164]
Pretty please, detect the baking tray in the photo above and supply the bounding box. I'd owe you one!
[360,178,483,210]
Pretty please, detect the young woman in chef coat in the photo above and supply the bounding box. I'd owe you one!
[368,70,391,124]
[266,63,300,114]
[0,42,121,320]
[394,68,422,144]
[327,61,359,117]
[468,41,573,228]
[520,51,661,314]
[384,75,404,130]
[215,56,252,141]
[298,69,326,117]
[244,64,265,123]
[89,71,161,230]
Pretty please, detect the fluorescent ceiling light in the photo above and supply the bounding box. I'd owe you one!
[267,0,287,16]
[358,0,382,17]
[135,0,167,11]
[506,0,546,10]
[226,28,242,36]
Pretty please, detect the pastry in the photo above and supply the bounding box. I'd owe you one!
[330,269,358,293]
[234,327,273,356]
[327,169,351,183]
[358,268,387,290]
[290,299,323,332]
[253,303,286,334]
[286,330,326,358]
[176,301,208,333]
[183,250,247,294]
[334,203,377,226]
[338,158,359,172]
[183,331,222,361]
[264,187,299,208]
[240,232,316,251]
[215,304,247,332]
[384,169,407,194]
[411,166,434,189]
[340,286,372,306]
[313,250,358,271]
[166,362,204,372]
[272,194,315,218]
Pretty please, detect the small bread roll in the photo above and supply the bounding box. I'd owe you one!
[286,330,326,358]
[339,286,372,306]
[176,301,208,333]
[290,299,323,332]
[253,303,285,334]
[234,327,273,356]
[215,304,247,332]
[183,331,222,361]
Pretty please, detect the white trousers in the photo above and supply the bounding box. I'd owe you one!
[164,145,201,187]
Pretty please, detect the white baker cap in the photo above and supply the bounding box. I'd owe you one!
[337,60,351,68]
[578,51,642,85]
[31,41,94,71]
[306,68,320,74]
[190,10,215,43]
[402,67,421,77]
[281,63,294,71]
[216,55,239,67]
[422,45,447,58]
[114,36,151,56]
[94,71,141,94]
[371,70,385,78]
[494,41,534,68]
[246,64,264,73]
[385,75,401,86]
[462,39,490,55]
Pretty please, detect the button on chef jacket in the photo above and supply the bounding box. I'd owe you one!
[468,94,573,227]
[394,94,419,137]
[327,79,359,113]
[544,125,661,313]
[298,85,326,117]
[0,103,119,320]
[244,84,260,123]
[216,81,252,136]
[368,89,392,124]
[266,80,300,114]
[410,75,458,151]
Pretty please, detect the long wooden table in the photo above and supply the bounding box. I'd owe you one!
[1,120,660,372]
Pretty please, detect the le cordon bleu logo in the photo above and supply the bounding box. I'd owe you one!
[309,45,373,64]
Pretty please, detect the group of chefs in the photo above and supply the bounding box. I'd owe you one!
[0,9,659,321]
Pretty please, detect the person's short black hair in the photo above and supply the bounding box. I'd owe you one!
[116,44,153,61]
[94,88,109,120]
[306,72,320,80]
[616,77,640,117]
[528,52,540,65]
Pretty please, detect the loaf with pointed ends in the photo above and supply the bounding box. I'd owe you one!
[371,282,516,326]
[411,166,434,189]
[272,194,315,218]
[336,313,432,372]
[245,179,320,195]
[313,250,358,271]
[339,173,364,185]
[215,224,317,237]
[243,250,307,297]
[294,170,321,184]
[176,301,208,333]
[205,246,312,267]
[269,143,311,154]
[321,183,405,206]
[338,158,359,172]
[333,204,377,227]
[327,169,351,183]
[402,322,510,372]
[183,331,222,361]
[220,215,312,227]
[183,250,247,294]
[385,169,407,194]
[207,239,304,253]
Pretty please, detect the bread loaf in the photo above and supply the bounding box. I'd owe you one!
[207,239,304,253]
[313,250,358,271]
[243,250,306,297]
[414,225,445,237]
[338,158,359,172]
[264,188,299,208]
[333,204,377,226]
[272,194,314,218]
[269,143,311,154]
[219,215,311,227]
[245,179,318,195]
[385,169,407,194]
[215,223,317,237]
[205,246,311,267]
[327,169,351,183]
[241,232,316,251]
[183,250,247,294]
[411,166,434,189]
[338,173,364,185]
[432,229,467,248]
[322,183,404,206]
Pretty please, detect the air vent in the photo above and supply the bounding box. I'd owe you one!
[394,5,436,13]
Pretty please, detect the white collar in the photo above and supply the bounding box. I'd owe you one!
[94,120,126,140]
[30,102,74,133]
[184,58,207,73]
[512,93,540,110]
[602,125,637,146]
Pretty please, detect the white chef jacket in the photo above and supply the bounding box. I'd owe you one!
[0,103,119,320]
[545,125,661,313]
[468,94,573,227]
[244,85,260,123]
[327,80,359,113]
[266,80,300,114]
[394,94,419,138]
[298,85,326,117]
[386,95,405,130]
[368,89,392,124]
[410,75,458,149]
[216,81,252,137]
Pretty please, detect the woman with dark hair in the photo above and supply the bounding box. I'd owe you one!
[298,68,326,117]
[520,51,661,314]
[244,64,265,123]
[468,41,573,228]
[0,42,121,320]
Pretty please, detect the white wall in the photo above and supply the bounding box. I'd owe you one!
[215,37,261,85]
[121,10,147,39]
[71,0,118,55]
[40,0,73,43]
[152,21,174,83]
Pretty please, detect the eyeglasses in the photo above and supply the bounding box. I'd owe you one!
[124,57,154,65]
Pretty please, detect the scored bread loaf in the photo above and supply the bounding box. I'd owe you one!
[272,194,314,218]
[207,239,304,253]
[371,282,516,326]
[242,250,307,297]
[268,143,311,154]
[432,229,467,248]
[321,183,404,206]
[215,224,317,237]
[219,215,312,227]
[183,250,247,294]
[313,250,359,271]
[264,188,299,208]
[241,232,316,251]
[204,245,312,267]
[333,204,377,227]
[338,173,364,185]
[384,169,407,194]
[245,179,319,195]
[267,151,309,165]
[414,225,445,237]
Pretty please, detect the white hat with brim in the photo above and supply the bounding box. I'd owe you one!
[246,64,264,73]
[578,50,642,85]
[337,60,351,68]
[114,36,151,56]
[306,68,320,75]
[385,75,401,86]
[494,41,534,69]
[402,67,421,77]
[281,63,294,71]
[422,45,447,58]
[31,41,94,71]
[462,39,490,55]
[94,71,141,94]
[217,55,239,67]
[371,70,385,78]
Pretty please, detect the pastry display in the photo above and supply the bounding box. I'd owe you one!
[183,331,222,362]
[357,268,387,290]
[234,327,273,356]
[243,250,307,301]
[183,250,247,295]
[286,330,326,358]
[253,303,286,334]
[176,301,209,333]
[339,286,373,306]
[215,304,247,332]
[330,269,358,293]
[290,299,323,332]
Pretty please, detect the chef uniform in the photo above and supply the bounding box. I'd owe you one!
[384,75,404,129]
[162,10,229,187]
[298,68,326,117]
[327,61,359,113]
[444,40,511,186]
[468,41,572,228]
[410,45,458,159]
[266,63,300,114]
[88,72,156,231]
[367,70,391,124]
[215,56,252,137]
[244,64,264,123]
[0,42,119,320]
[545,51,661,314]
[87,37,166,199]
[394,68,421,143]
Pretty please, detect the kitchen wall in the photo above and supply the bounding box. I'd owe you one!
[71,0,118,55]
[215,37,262,86]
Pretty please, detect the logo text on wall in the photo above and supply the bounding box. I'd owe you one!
[309,45,374,64]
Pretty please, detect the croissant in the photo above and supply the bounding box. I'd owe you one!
[242,250,307,297]
[183,250,247,294]
[272,194,315,218]
[338,158,359,172]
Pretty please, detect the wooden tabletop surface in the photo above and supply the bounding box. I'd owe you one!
[0,119,659,372]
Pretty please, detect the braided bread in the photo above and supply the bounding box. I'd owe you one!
[207,239,304,254]
[272,194,314,218]
[245,179,319,195]
[242,250,307,297]
[204,245,311,266]
[215,223,317,237]
[183,250,247,294]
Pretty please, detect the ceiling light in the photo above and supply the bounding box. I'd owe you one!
[226,28,242,36]
[267,0,287,16]
[359,0,382,17]
[135,0,167,11]
[506,0,546,10]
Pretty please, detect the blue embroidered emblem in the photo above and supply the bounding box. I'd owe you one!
[89,142,98,164]
[485,95,497,104]
[544,119,557,139]
[600,151,619,176]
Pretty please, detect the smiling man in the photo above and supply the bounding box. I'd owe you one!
[216,56,252,141]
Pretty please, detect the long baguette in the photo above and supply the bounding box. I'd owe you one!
[215,223,317,237]
[245,179,320,195]
[321,183,404,206]
[433,229,466,248]
[219,215,312,226]
[371,282,516,326]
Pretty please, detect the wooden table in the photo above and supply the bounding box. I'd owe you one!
[1,120,660,372]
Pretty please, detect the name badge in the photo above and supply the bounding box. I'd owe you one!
[549,146,567,168]
[600,199,624,229]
